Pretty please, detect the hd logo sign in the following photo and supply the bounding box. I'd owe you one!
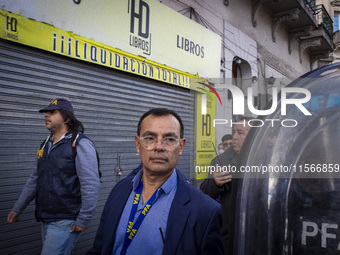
[5,15,18,41]
[129,0,152,55]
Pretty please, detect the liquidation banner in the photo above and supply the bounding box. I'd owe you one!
[0,0,221,78]
[0,9,197,89]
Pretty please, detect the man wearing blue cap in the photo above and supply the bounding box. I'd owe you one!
[7,98,100,255]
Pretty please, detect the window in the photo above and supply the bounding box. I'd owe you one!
[334,12,340,32]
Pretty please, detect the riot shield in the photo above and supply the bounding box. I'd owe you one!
[235,63,340,255]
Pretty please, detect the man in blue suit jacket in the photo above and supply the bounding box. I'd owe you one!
[87,108,223,255]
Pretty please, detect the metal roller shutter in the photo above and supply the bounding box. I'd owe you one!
[0,39,195,255]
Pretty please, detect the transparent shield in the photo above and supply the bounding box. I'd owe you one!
[235,63,340,255]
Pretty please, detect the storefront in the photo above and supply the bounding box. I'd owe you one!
[0,0,220,253]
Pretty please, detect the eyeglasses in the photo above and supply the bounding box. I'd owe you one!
[139,136,182,150]
[223,142,232,147]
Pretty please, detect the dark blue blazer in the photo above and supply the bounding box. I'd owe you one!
[87,167,224,255]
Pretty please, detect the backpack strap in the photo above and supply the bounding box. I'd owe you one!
[71,131,102,182]
[71,131,79,159]
[37,135,50,159]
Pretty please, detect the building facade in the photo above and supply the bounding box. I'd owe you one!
[160,0,334,141]
[332,0,340,61]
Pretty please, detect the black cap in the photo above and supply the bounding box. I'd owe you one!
[39,98,74,114]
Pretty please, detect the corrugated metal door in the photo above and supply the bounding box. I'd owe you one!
[0,39,195,255]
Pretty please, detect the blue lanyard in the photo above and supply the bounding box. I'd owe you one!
[120,181,160,255]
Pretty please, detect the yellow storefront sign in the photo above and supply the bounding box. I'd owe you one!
[195,93,216,180]
[0,9,197,88]
[0,0,221,78]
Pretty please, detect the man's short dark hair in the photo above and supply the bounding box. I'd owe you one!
[221,134,232,142]
[137,108,184,138]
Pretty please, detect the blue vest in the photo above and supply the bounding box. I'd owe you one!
[35,132,85,222]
